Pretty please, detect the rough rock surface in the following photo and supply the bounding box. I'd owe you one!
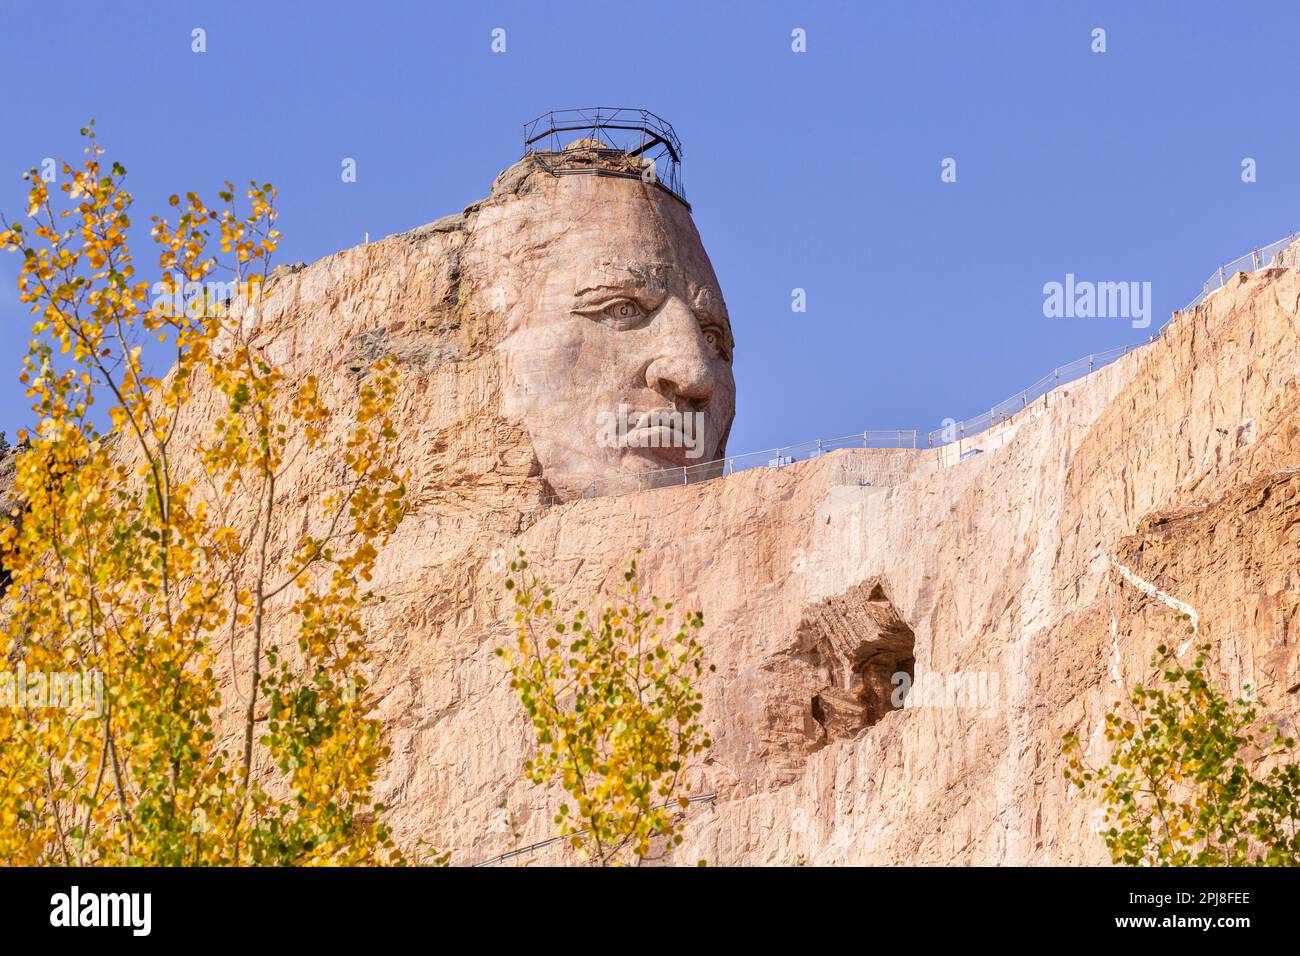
[56,153,1300,864]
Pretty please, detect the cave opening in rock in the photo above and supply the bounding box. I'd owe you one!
[801,581,917,743]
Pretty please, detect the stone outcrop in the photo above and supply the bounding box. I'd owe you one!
[333,225,1295,864]
[20,147,1300,865]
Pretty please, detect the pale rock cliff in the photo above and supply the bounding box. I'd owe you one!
[152,152,1300,864]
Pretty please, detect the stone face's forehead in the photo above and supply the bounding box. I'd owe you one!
[519,181,731,341]
[541,198,677,261]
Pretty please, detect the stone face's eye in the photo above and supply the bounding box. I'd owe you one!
[577,297,649,329]
[702,325,730,360]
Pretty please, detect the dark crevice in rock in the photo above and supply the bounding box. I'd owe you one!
[797,579,917,745]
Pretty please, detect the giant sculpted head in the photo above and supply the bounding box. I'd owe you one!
[464,152,736,499]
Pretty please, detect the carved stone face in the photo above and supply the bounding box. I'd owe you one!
[478,169,736,498]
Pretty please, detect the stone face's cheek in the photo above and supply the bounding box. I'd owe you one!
[706,364,738,457]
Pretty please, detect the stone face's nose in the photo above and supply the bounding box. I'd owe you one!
[644,296,715,408]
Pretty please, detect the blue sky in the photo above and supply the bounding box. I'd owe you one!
[1,0,1296,453]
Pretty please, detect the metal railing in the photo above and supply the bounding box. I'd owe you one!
[523,107,687,206]
[1181,231,1297,311]
[540,231,1297,506]
[932,229,1298,449]
[925,345,1132,447]
[543,431,918,506]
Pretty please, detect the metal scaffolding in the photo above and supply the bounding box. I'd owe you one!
[522,107,688,207]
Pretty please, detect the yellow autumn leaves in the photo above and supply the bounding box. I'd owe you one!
[498,553,713,866]
[1063,639,1300,866]
[0,126,407,865]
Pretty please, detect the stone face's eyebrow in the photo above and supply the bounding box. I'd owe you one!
[571,281,639,297]
[569,263,672,297]
[692,284,734,343]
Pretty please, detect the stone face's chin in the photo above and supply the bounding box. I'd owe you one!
[488,170,736,498]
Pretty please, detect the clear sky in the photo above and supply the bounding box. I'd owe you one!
[1,0,1296,454]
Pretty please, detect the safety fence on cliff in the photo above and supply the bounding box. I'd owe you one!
[543,230,1297,507]
[1181,231,1297,312]
[564,430,919,503]
[923,230,1298,449]
[923,344,1133,448]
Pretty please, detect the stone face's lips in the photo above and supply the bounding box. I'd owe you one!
[628,407,691,432]
[623,428,695,466]
[629,430,686,448]
[626,422,685,443]
[620,407,708,466]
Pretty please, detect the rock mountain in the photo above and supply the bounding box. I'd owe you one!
[31,148,1300,865]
